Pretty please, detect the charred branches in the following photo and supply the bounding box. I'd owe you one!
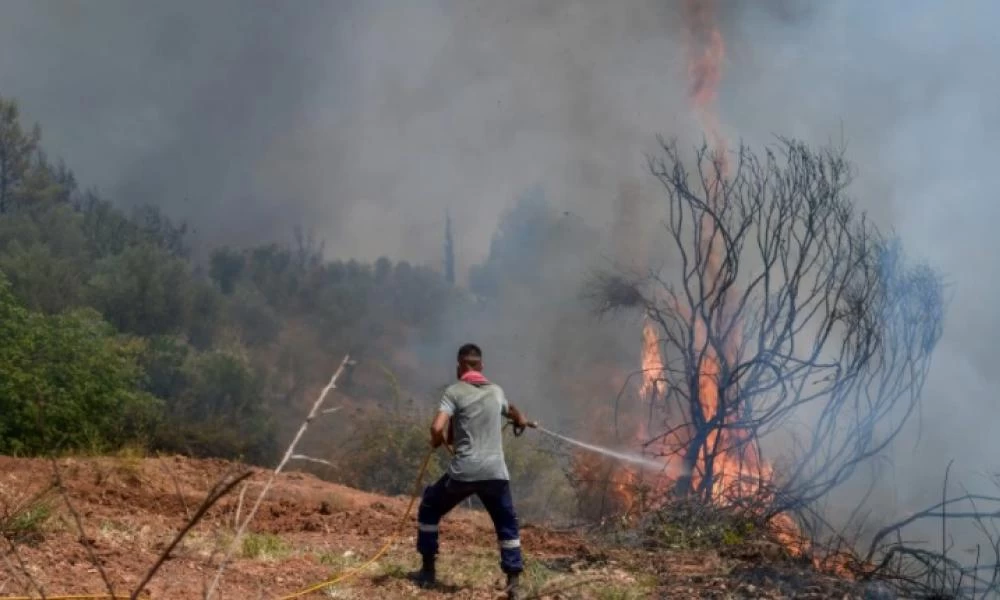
[588,138,944,507]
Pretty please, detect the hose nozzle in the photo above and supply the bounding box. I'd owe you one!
[507,419,538,437]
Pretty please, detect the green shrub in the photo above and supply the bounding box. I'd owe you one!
[87,243,193,337]
[640,498,765,550]
[505,432,575,522]
[345,416,448,496]
[0,275,161,455]
[150,347,276,463]
[340,412,573,522]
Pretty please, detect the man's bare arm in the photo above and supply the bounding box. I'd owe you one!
[430,411,449,448]
[504,403,530,428]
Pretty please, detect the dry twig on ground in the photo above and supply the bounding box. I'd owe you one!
[50,458,118,599]
[850,464,1000,599]
[131,467,252,599]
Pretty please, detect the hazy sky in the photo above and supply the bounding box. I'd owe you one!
[2,0,1000,517]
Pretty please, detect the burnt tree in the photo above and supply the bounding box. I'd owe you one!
[589,138,944,506]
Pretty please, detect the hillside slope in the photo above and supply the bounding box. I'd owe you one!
[0,456,865,599]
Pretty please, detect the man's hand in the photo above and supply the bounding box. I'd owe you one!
[507,404,531,429]
[430,411,450,448]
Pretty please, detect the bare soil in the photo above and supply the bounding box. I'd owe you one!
[0,455,866,599]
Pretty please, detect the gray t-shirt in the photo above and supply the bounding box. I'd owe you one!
[439,380,510,482]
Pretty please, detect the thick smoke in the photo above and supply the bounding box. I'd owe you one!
[3,0,999,524]
[719,0,1000,519]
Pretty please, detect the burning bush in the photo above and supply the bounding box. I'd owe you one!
[578,137,944,581]
[567,3,941,571]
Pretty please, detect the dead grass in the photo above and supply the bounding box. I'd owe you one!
[317,548,365,571]
[241,531,292,560]
[97,518,149,548]
[0,487,57,544]
[176,529,229,560]
[368,549,656,599]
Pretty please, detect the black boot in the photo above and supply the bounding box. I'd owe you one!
[410,555,436,589]
[505,572,521,600]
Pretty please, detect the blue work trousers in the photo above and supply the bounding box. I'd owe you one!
[416,474,523,573]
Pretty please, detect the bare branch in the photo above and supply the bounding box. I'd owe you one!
[4,536,46,599]
[131,468,252,600]
[289,455,334,467]
[50,459,118,599]
[584,137,943,527]
[205,354,353,599]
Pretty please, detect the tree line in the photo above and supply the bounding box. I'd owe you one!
[0,95,464,462]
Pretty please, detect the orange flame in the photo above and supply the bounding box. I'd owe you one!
[683,0,729,174]
[640,320,666,401]
[609,0,823,570]
[633,1,854,575]
[628,0,741,506]
[677,0,778,511]
[566,1,857,576]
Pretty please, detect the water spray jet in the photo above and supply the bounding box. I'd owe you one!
[516,421,688,477]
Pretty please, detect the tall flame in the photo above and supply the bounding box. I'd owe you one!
[683,0,729,173]
[564,0,853,575]
[629,0,847,572]
[640,320,666,401]
[633,0,767,507]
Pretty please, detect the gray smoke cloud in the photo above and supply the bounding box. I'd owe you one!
[0,0,701,267]
[3,0,999,530]
[720,0,1000,520]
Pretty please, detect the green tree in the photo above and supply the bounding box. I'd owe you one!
[0,204,89,312]
[16,151,77,209]
[138,335,191,401]
[80,195,135,258]
[227,283,280,347]
[209,247,246,294]
[87,243,192,337]
[152,348,276,463]
[0,97,41,214]
[0,275,160,455]
[185,281,224,349]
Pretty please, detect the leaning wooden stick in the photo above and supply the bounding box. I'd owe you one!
[204,354,353,600]
[131,468,252,599]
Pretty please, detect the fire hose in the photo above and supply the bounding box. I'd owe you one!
[274,448,435,599]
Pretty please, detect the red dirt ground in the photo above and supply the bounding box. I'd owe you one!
[0,456,627,599]
[0,455,866,599]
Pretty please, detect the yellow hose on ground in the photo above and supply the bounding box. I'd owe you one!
[275,448,434,599]
[3,448,435,600]
[0,594,114,600]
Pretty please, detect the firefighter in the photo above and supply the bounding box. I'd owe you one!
[412,343,533,599]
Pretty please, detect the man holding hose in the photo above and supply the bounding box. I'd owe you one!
[413,343,533,599]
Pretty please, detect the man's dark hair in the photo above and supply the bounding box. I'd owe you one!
[457,343,482,362]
